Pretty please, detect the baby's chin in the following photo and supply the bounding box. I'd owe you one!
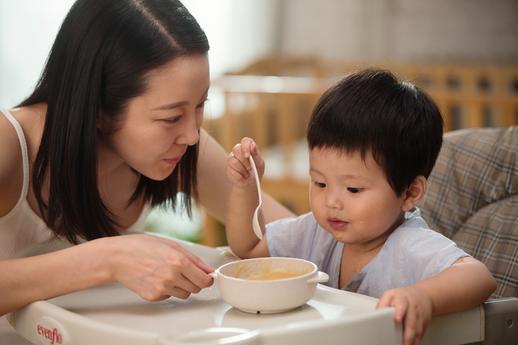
[321,226,353,244]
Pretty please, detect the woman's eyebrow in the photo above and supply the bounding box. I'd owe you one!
[154,86,209,110]
[152,100,188,111]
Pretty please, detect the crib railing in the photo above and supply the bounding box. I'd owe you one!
[200,60,518,246]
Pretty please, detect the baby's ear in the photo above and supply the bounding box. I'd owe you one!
[402,176,426,212]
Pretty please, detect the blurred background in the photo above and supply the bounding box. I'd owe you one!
[1,0,517,246]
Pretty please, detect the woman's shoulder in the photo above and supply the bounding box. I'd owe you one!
[0,105,45,215]
[0,108,26,216]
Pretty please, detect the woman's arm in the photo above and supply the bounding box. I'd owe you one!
[0,239,110,316]
[0,234,214,316]
[196,129,294,223]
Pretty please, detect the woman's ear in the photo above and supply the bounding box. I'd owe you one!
[401,176,426,212]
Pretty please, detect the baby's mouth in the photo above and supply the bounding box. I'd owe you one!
[327,217,347,230]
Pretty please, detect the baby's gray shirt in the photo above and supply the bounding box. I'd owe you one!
[265,210,469,298]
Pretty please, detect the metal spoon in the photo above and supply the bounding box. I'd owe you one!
[248,155,263,240]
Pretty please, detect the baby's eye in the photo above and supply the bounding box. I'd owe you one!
[314,181,326,189]
[347,187,362,193]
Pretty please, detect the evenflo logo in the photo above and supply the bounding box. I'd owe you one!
[36,324,62,345]
[34,317,68,345]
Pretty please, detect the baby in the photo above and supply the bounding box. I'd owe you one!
[225,69,496,345]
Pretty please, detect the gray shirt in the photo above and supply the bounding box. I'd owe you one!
[265,209,469,298]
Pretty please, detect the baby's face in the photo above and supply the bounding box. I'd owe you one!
[309,147,408,250]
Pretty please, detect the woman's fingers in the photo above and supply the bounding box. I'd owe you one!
[110,235,216,303]
[167,287,192,300]
[163,240,214,289]
[166,239,213,271]
[168,274,202,295]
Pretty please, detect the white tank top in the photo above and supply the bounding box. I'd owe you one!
[0,108,151,260]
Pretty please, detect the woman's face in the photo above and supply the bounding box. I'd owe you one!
[107,53,209,181]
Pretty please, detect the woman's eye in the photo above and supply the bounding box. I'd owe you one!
[196,100,207,110]
[347,187,362,193]
[162,116,182,124]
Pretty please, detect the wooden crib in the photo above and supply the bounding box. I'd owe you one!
[200,58,518,246]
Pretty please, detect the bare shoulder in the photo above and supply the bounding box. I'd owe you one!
[0,109,26,216]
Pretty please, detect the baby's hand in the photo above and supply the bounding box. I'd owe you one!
[377,286,433,345]
[226,137,264,188]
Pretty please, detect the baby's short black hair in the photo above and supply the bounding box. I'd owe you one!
[307,69,443,195]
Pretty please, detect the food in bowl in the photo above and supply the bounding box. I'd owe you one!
[232,260,311,280]
[241,269,306,280]
[213,257,329,314]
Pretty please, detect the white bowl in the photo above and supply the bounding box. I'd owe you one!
[212,257,329,314]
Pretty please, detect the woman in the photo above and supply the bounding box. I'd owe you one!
[0,0,292,316]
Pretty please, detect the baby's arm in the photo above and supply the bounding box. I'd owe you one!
[377,256,496,345]
[225,137,269,258]
[415,256,496,314]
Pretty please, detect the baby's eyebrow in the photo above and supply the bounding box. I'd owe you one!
[310,169,368,181]
[341,174,364,179]
[337,174,372,183]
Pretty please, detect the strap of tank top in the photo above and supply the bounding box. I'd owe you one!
[0,109,30,208]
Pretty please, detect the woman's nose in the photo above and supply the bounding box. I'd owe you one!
[178,116,200,146]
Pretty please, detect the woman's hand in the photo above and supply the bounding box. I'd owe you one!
[226,137,264,188]
[377,285,433,345]
[105,234,214,301]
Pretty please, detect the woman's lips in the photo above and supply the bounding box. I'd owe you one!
[328,218,347,230]
[163,157,181,165]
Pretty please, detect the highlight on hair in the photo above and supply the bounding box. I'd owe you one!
[18,0,209,243]
[307,69,443,195]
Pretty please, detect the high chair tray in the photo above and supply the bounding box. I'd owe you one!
[8,238,483,345]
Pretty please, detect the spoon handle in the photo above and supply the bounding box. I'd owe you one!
[248,156,263,205]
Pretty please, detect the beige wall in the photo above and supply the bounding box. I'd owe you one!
[278,0,518,62]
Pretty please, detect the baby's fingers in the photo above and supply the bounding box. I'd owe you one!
[393,295,409,324]
[378,291,406,323]
[239,137,256,159]
[377,291,395,309]
[403,302,423,345]
[228,145,250,170]
[227,159,250,181]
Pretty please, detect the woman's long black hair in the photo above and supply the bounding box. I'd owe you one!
[18,0,209,244]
